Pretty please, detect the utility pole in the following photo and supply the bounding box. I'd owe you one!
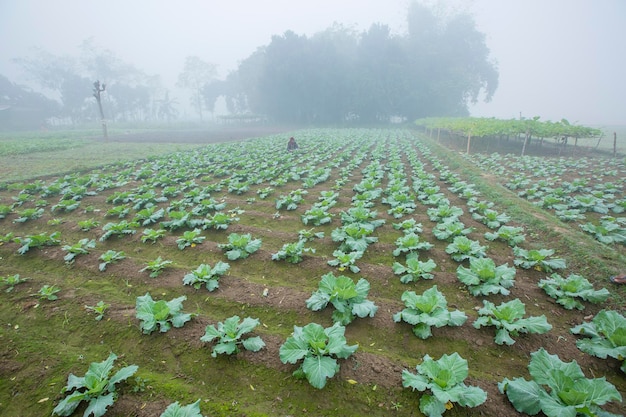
[93,80,108,139]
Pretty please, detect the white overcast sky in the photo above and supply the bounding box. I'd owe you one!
[0,0,624,125]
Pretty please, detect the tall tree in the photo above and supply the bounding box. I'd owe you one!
[177,56,217,121]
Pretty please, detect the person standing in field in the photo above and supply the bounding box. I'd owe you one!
[287,137,298,151]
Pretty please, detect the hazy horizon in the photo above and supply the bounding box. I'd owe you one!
[1,0,624,125]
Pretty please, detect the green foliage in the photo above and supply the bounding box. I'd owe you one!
[271,239,314,264]
[298,228,324,241]
[176,228,206,250]
[85,301,110,321]
[301,206,333,226]
[402,352,487,417]
[13,207,44,223]
[392,218,423,235]
[484,225,526,247]
[392,252,437,283]
[499,348,622,417]
[570,309,626,373]
[14,231,62,254]
[513,247,566,272]
[1,273,29,292]
[52,353,138,417]
[200,315,265,358]
[78,218,100,231]
[327,249,362,273]
[140,256,173,278]
[182,262,230,291]
[393,232,434,257]
[160,399,204,417]
[539,273,610,310]
[580,218,626,245]
[135,293,192,334]
[456,257,516,296]
[99,220,138,242]
[473,299,552,345]
[432,220,473,241]
[306,272,378,325]
[218,233,262,260]
[98,250,126,272]
[140,228,166,243]
[444,236,487,262]
[331,222,378,253]
[37,284,61,300]
[393,286,467,339]
[62,238,96,264]
[279,322,358,389]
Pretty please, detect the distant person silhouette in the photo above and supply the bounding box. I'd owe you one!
[287,137,298,151]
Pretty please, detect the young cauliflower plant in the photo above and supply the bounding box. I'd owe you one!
[182,261,230,292]
[201,315,265,358]
[62,238,96,264]
[445,236,487,262]
[306,272,378,325]
[473,299,552,345]
[52,353,138,417]
[539,273,610,310]
[456,257,516,296]
[279,322,358,389]
[402,352,487,417]
[271,239,315,264]
[327,249,363,273]
[393,286,467,339]
[570,309,626,373]
[218,233,262,260]
[176,228,206,250]
[392,252,437,283]
[513,247,566,273]
[392,232,434,257]
[135,293,193,334]
[499,348,622,417]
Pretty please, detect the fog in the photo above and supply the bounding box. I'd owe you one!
[1,0,624,125]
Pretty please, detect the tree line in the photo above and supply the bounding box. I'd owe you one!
[0,2,498,128]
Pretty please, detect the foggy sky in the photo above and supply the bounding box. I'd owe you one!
[1,0,624,125]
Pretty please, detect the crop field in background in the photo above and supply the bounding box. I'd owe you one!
[0,128,624,417]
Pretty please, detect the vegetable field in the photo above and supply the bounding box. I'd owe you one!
[0,128,624,417]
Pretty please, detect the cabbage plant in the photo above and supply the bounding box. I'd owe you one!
[499,348,622,417]
[160,400,204,417]
[402,352,487,417]
[135,293,192,334]
[392,252,437,282]
[183,262,230,291]
[218,233,262,260]
[393,286,467,339]
[539,273,610,310]
[279,322,357,389]
[456,257,516,296]
[271,239,314,264]
[52,353,138,417]
[570,309,626,373]
[473,299,552,345]
[306,272,377,325]
[201,315,265,358]
[445,236,487,262]
[513,247,566,273]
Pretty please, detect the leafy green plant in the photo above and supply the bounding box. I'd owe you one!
[37,284,60,300]
[135,293,192,334]
[85,300,110,321]
[160,399,204,417]
[484,225,526,247]
[426,204,463,222]
[218,233,262,260]
[78,218,100,231]
[498,348,622,417]
[52,352,138,417]
[392,218,423,235]
[200,315,265,357]
[62,238,97,264]
[51,199,80,213]
[456,257,516,296]
[0,203,12,219]
[140,228,166,243]
[445,236,487,262]
[1,273,29,292]
[13,207,44,223]
[14,231,61,254]
[298,228,324,241]
[279,322,358,389]
[133,206,165,226]
[98,250,126,272]
[513,247,566,272]
[392,252,437,283]
[271,239,314,264]
[472,208,510,229]
[402,352,487,417]
[176,228,206,250]
[393,286,467,339]
[570,309,626,373]
[301,206,333,226]
[204,211,237,230]
[99,220,138,241]
[331,223,378,252]
[580,218,626,245]
[392,232,434,257]
[306,272,378,325]
[473,299,552,345]
[140,256,173,278]
[432,220,473,241]
[539,273,610,310]
[182,262,230,291]
[327,249,362,273]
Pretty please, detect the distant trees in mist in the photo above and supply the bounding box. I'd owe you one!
[0,2,498,129]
